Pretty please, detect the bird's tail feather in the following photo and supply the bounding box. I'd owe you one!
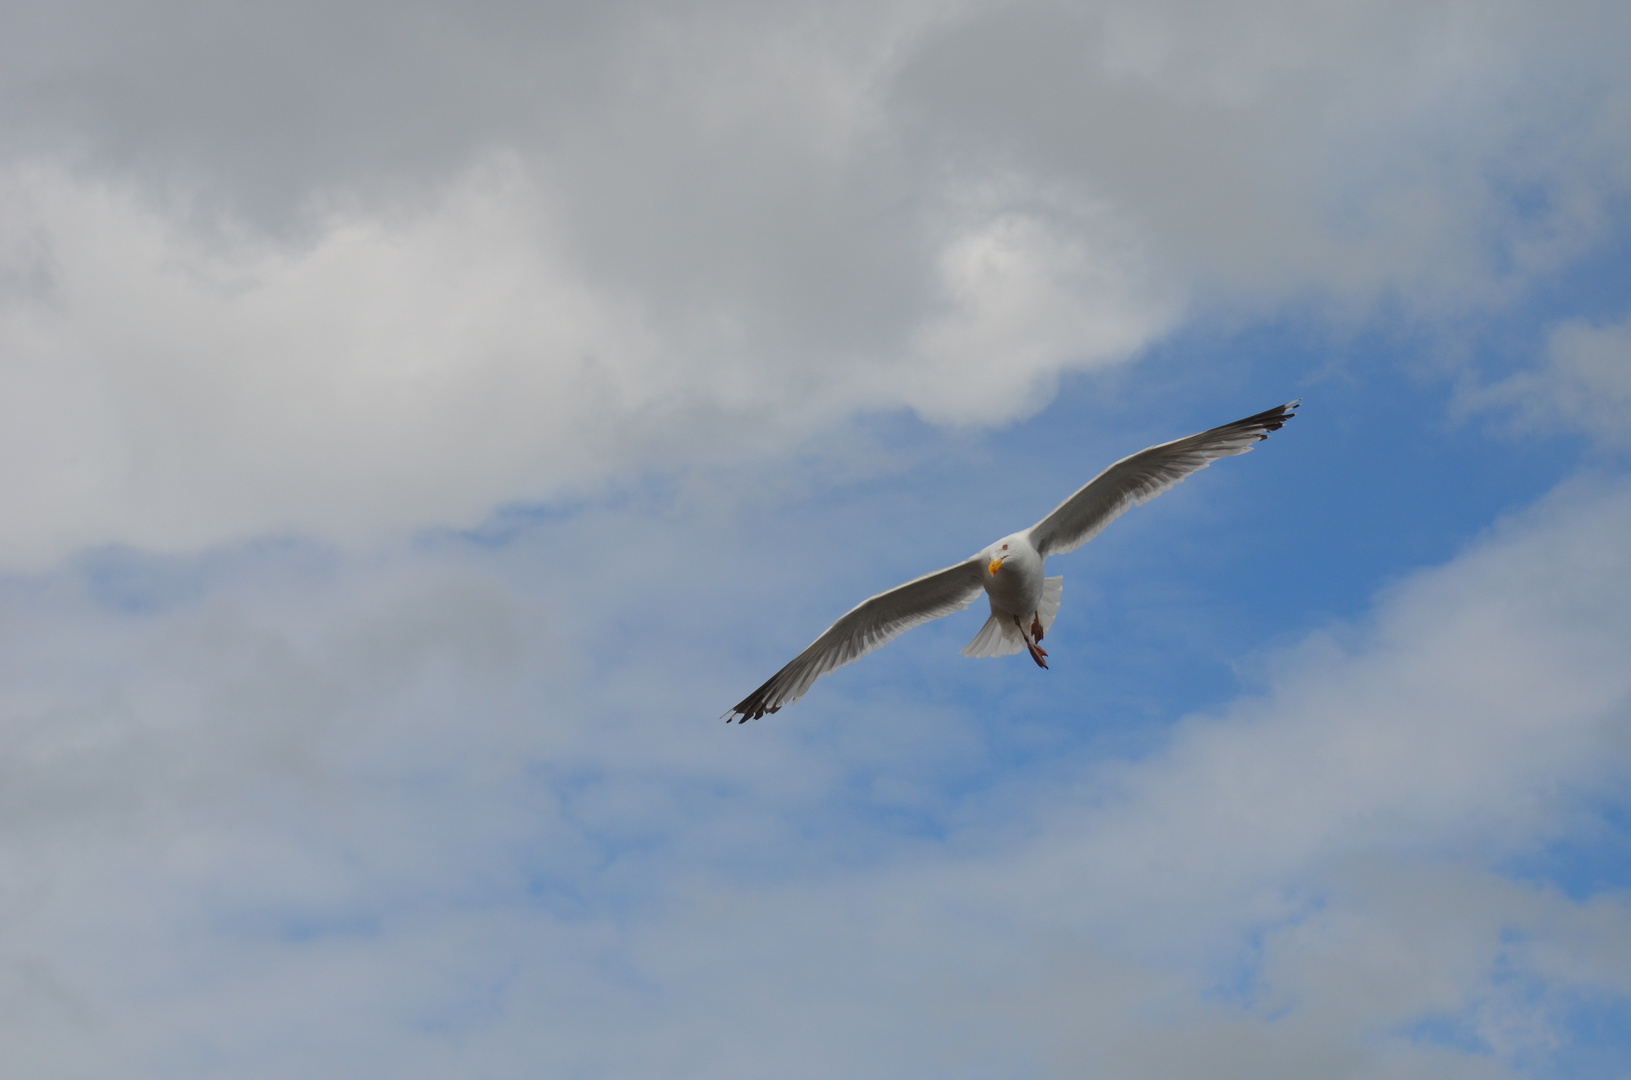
[961,612,1024,658]
[1036,575,1064,634]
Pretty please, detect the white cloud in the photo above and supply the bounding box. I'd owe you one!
[903,196,1178,423]
[1476,316,1631,448]
[2,5,1628,1073]
[0,154,1168,566]
[867,478,1631,1078]
[0,473,1628,1077]
[995,475,1631,925]
[0,159,668,565]
[2,1,1630,563]
[892,0,1631,313]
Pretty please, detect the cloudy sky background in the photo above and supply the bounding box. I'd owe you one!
[2,0,1630,1075]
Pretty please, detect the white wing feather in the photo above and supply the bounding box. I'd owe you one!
[1026,401,1298,559]
[724,557,988,722]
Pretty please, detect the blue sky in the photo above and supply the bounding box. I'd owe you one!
[2,1,1630,1077]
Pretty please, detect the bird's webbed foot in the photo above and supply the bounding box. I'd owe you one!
[1015,615,1049,669]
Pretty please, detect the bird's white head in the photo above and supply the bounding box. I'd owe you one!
[987,539,1012,576]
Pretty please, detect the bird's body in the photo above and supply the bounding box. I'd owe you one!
[968,531,1054,667]
[723,401,1298,722]
[982,532,1044,618]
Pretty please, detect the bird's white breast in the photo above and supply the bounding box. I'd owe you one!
[983,534,1045,616]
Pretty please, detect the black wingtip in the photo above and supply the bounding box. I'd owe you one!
[722,702,769,723]
[1244,399,1299,436]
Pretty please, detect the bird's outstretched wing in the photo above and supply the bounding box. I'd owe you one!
[724,557,988,722]
[1027,401,1298,559]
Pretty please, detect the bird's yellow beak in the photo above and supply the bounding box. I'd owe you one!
[988,558,1003,575]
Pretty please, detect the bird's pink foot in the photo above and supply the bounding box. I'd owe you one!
[1015,615,1049,669]
[1030,614,1045,643]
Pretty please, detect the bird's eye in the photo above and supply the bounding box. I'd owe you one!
[1002,544,1008,550]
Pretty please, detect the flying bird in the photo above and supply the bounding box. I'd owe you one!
[723,401,1298,722]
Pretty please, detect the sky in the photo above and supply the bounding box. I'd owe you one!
[1,1,1630,1077]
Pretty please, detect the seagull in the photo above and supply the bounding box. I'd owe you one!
[722,401,1298,722]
